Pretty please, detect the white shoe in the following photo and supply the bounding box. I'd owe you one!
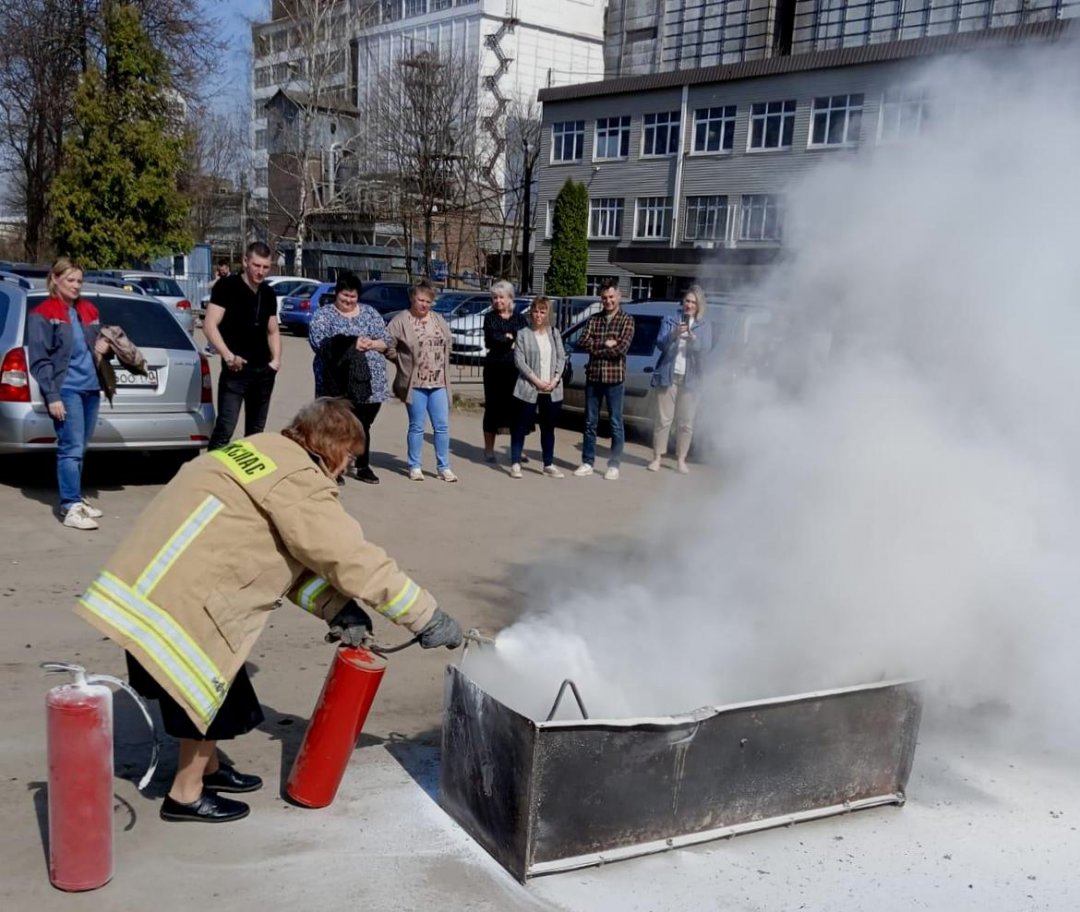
[80,499,104,518]
[408,468,424,481]
[63,503,99,530]
[646,457,661,472]
[509,463,522,479]
[439,469,458,483]
[604,466,620,481]
[573,463,594,477]
[542,465,564,478]
[677,460,690,475]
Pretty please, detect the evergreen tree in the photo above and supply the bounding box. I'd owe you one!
[544,179,588,296]
[50,4,190,267]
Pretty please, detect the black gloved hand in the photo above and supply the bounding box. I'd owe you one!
[325,601,373,647]
[417,608,463,650]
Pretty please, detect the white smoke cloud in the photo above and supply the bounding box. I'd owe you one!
[469,43,1080,746]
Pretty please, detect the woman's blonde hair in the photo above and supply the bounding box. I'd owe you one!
[47,257,84,297]
[529,296,552,314]
[683,284,708,317]
[281,398,365,470]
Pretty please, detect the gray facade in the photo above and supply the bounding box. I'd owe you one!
[535,19,1076,298]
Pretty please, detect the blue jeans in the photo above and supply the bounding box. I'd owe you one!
[582,381,625,467]
[511,395,561,466]
[406,387,450,471]
[52,388,101,511]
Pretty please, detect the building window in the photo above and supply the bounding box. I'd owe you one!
[594,116,631,160]
[405,0,427,15]
[382,1,401,22]
[585,275,612,295]
[634,197,673,239]
[684,195,729,241]
[255,129,267,150]
[748,100,796,150]
[432,0,451,8]
[630,277,653,300]
[878,89,929,143]
[551,121,585,162]
[642,111,681,156]
[254,67,271,89]
[589,198,624,239]
[544,201,552,238]
[739,194,783,242]
[810,94,863,147]
[693,106,736,153]
[255,167,269,187]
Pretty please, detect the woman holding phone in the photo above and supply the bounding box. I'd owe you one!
[647,285,713,474]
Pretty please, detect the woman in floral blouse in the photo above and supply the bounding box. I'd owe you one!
[308,272,392,484]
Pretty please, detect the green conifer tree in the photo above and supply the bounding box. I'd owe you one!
[544,179,588,296]
[50,4,191,267]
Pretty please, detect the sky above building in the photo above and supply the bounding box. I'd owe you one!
[202,0,268,114]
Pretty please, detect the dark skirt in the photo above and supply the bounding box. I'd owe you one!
[483,361,522,435]
[126,652,264,741]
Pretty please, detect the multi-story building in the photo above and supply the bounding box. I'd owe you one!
[535,2,1077,298]
[250,0,607,275]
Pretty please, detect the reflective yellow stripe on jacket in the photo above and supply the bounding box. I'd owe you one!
[296,575,330,613]
[379,578,420,621]
[79,572,228,725]
[136,496,224,595]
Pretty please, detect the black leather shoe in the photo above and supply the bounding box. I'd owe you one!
[203,765,263,793]
[354,466,379,485]
[160,791,249,823]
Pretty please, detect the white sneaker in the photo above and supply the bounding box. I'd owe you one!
[604,466,620,481]
[509,463,522,479]
[439,469,458,483]
[542,465,565,478]
[80,499,104,519]
[646,457,661,472]
[408,468,424,481]
[573,463,594,477]
[63,503,99,531]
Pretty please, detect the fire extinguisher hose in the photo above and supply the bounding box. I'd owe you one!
[42,663,160,791]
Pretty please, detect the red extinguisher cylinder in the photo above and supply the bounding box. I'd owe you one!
[286,646,387,808]
[47,682,114,892]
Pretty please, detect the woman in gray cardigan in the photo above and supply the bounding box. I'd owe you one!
[509,297,567,478]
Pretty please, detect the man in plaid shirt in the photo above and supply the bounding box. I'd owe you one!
[573,280,635,480]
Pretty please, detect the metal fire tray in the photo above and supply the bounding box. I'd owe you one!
[439,665,922,881]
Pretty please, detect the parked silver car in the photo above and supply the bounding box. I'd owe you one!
[560,298,766,432]
[0,281,214,455]
[85,270,194,333]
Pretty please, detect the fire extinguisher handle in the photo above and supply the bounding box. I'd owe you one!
[86,674,160,792]
[41,662,89,685]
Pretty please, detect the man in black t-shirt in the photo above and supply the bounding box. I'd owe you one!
[203,241,282,450]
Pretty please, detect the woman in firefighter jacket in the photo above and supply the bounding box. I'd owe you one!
[74,398,463,823]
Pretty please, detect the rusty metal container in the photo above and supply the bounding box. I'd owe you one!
[439,665,922,881]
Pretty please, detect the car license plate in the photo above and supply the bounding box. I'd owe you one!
[282,302,293,310]
[115,368,159,388]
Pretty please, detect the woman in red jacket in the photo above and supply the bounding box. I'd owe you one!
[27,258,110,530]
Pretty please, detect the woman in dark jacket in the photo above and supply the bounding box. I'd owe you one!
[482,280,527,463]
[27,258,110,530]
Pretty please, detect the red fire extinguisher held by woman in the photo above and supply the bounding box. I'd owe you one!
[43,662,158,892]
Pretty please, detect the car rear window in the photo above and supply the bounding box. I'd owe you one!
[23,294,193,349]
[132,276,184,298]
[628,317,661,355]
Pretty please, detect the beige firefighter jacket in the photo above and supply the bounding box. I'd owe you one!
[74,432,437,734]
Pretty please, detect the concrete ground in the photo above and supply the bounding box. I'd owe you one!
[0,333,1076,910]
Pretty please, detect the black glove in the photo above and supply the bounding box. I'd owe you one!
[325,601,373,647]
[417,608,463,650]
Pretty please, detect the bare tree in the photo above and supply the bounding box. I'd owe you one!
[500,97,542,289]
[185,105,248,251]
[360,43,491,281]
[262,0,377,273]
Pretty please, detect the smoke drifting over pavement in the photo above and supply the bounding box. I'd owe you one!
[470,45,1080,744]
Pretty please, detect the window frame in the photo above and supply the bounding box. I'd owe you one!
[739,194,784,243]
[747,100,797,152]
[877,88,929,144]
[808,94,864,149]
[692,105,737,155]
[684,195,730,242]
[551,120,586,163]
[641,111,681,158]
[593,115,631,161]
[634,196,673,241]
[588,198,624,240]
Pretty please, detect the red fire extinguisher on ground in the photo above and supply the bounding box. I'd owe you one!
[43,663,157,893]
[285,645,389,808]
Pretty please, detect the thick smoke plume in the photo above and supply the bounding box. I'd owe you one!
[469,44,1080,745]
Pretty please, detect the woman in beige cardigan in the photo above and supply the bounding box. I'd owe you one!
[385,281,457,482]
